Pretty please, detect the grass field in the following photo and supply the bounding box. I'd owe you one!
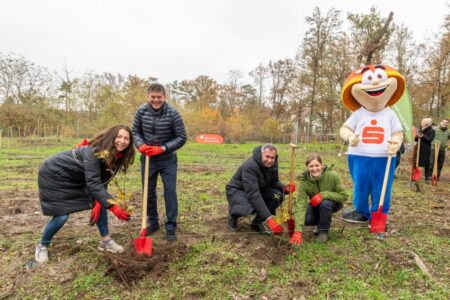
[0,138,449,299]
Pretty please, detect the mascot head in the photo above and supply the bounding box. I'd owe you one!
[341,64,405,112]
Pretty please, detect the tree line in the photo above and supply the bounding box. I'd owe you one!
[0,7,448,143]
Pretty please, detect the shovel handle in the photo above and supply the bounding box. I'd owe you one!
[141,155,150,230]
[433,142,440,175]
[415,138,421,168]
[432,142,440,185]
[378,154,392,210]
[288,143,296,216]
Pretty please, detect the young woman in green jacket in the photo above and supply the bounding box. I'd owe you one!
[290,154,348,245]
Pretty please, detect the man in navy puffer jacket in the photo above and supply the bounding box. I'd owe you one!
[132,83,187,241]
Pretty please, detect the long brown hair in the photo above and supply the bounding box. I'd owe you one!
[90,125,135,173]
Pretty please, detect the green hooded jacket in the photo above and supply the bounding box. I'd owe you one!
[294,166,348,231]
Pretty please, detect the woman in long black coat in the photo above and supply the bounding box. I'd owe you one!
[414,118,435,181]
[35,125,135,263]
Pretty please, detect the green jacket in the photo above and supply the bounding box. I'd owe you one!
[431,127,449,151]
[293,166,348,231]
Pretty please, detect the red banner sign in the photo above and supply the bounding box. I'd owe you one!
[195,134,224,144]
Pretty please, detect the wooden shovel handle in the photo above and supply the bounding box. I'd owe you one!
[415,138,421,168]
[432,142,440,177]
[288,143,296,215]
[378,155,392,209]
[141,155,150,230]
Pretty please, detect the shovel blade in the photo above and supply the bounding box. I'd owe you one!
[133,237,152,256]
[411,168,421,181]
[370,208,387,233]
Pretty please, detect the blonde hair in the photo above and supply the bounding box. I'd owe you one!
[421,118,432,127]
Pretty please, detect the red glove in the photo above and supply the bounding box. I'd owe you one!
[89,200,101,226]
[73,139,89,149]
[138,144,164,157]
[289,231,303,245]
[138,144,151,155]
[310,193,323,207]
[108,205,130,221]
[283,183,296,194]
[287,218,295,237]
[146,146,164,157]
[266,217,283,235]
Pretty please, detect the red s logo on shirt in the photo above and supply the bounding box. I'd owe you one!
[362,119,384,144]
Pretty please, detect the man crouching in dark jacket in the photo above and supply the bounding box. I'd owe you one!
[226,144,296,234]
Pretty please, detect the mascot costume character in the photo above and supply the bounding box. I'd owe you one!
[339,65,405,224]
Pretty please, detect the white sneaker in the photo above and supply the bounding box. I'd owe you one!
[35,244,48,263]
[98,240,124,253]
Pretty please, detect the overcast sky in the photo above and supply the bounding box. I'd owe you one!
[1,0,448,84]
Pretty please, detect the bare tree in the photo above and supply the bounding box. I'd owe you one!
[296,7,342,135]
[348,7,395,67]
[249,63,269,107]
[268,58,295,119]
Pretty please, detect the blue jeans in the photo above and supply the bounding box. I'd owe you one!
[40,207,109,246]
[348,155,396,219]
[140,154,178,233]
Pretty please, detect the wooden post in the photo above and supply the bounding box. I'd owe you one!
[0,130,2,148]
[288,143,297,218]
[9,126,13,138]
[44,124,47,144]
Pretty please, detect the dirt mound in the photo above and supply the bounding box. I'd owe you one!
[208,216,295,265]
[101,240,189,288]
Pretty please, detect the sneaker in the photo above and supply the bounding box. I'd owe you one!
[146,224,160,236]
[228,215,238,231]
[35,244,48,263]
[166,231,177,242]
[315,231,329,243]
[98,240,124,253]
[342,210,369,224]
[250,222,271,234]
[313,227,319,235]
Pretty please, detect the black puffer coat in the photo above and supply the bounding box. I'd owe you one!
[414,126,435,167]
[38,146,116,216]
[226,146,284,220]
[132,102,187,160]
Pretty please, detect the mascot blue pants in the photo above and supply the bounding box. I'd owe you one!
[348,155,396,220]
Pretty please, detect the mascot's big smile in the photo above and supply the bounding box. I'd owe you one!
[364,85,387,97]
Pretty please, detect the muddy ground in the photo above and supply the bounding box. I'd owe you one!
[0,168,449,298]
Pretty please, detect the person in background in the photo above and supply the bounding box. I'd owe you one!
[430,118,449,180]
[414,118,435,181]
[35,125,134,263]
[394,142,405,178]
[226,144,296,235]
[290,154,348,244]
[132,83,187,241]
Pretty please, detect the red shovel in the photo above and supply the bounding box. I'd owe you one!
[431,142,440,187]
[370,154,392,234]
[411,138,421,181]
[133,155,152,256]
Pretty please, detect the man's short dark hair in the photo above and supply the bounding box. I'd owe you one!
[261,143,277,153]
[147,83,166,96]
